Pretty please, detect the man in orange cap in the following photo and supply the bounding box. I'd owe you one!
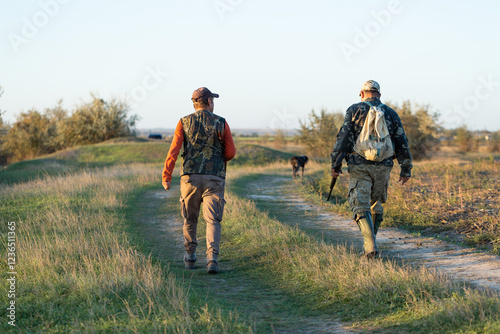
[162,87,236,274]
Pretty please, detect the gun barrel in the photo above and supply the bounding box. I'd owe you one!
[326,177,337,201]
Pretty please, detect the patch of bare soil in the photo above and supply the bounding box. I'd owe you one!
[136,189,353,334]
[246,176,500,292]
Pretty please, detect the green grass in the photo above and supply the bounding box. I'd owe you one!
[2,141,499,332]
[123,179,343,333]
[0,165,250,333]
[224,167,500,333]
[231,144,295,166]
[0,139,171,185]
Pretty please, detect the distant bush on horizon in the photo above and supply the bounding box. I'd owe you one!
[1,95,138,162]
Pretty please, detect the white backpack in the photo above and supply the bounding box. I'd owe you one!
[353,101,394,162]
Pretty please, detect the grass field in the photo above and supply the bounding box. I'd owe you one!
[1,139,499,332]
[301,156,500,255]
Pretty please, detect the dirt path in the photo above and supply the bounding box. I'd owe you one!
[132,187,353,334]
[240,174,500,292]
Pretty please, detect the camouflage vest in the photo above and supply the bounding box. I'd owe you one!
[181,109,226,178]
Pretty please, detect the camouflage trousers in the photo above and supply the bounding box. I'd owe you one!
[180,174,226,261]
[347,164,392,218]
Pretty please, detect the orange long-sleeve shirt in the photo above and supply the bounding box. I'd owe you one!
[162,119,236,182]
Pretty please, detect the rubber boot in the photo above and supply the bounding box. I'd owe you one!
[356,212,378,258]
[373,213,383,236]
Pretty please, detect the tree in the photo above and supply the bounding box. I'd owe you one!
[489,131,500,153]
[2,94,138,162]
[455,125,476,152]
[297,109,344,158]
[63,95,138,146]
[3,109,61,161]
[0,86,10,165]
[386,100,441,160]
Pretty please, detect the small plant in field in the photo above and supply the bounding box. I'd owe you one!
[273,129,286,149]
[488,130,500,153]
[455,125,478,153]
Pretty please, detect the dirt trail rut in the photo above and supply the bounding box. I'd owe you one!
[137,189,352,334]
[243,175,500,292]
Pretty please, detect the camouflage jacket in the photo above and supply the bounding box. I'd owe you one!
[181,109,226,178]
[330,97,413,177]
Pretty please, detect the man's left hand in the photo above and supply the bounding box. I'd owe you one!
[399,176,410,186]
[162,181,171,191]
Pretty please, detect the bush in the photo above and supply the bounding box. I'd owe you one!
[273,129,286,149]
[297,109,344,158]
[3,108,64,161]
[489,131,500,153]
[63,96,138,146]
[3,95,138,162]
[0,87,10,165]
[387,100,441,160]
[455,126,478,153]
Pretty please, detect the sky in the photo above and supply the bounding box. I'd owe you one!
[1,0,500,132]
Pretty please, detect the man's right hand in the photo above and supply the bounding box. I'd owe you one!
[399,176,410,186]
[162,181,171,191]
[331,168,342,179]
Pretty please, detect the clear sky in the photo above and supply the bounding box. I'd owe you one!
[1,0,499,132]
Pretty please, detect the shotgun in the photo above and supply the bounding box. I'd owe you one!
[326,176,337,201]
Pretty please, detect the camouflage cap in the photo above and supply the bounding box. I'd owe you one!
[359,80,380,96]
[192,87,219,102]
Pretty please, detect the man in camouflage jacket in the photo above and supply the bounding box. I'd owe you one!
[330,80,412,258]
[162,87,236,273]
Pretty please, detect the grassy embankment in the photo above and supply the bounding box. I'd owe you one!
[0,139,252,333]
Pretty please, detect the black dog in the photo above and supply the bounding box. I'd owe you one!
[291,155,309,178]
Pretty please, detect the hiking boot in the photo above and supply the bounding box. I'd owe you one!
[356,212,378,256]
[206,261,219,274]
[183,253,196,269]
[359,250,378,259]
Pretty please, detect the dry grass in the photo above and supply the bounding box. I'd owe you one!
[301,157,500,254]
[0,164,250,333]
[223,169,500,332]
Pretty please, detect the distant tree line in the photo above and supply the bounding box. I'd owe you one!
[0,92,138,163]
